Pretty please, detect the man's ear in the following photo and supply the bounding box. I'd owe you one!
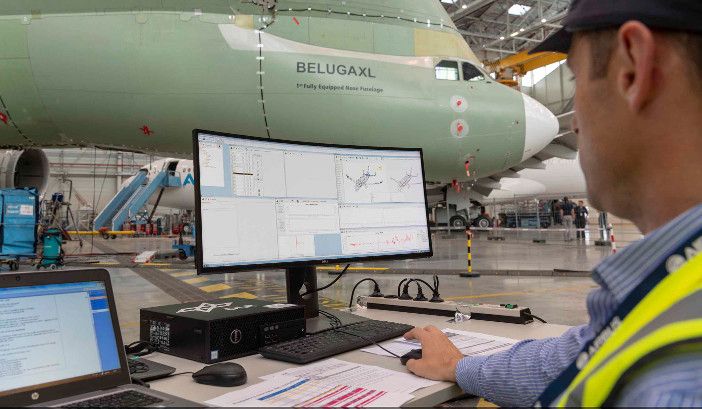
[615,22,657,112]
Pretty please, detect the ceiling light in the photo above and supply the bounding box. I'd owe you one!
[520,28,525,32]
[440,0,456,3]
[541,18,547,23]
[462,4,468,9]
[510,32,519,37]
[499,36,505,40]
[508,4,531,16]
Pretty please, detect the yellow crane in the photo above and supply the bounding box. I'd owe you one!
[485,51,567,88]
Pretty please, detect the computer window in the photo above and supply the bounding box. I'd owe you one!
[0,282,121,396]
[197,134,430,268]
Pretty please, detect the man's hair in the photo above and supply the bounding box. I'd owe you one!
[582,29,702,81]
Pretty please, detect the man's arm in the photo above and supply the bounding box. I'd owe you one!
[404,324,594,407]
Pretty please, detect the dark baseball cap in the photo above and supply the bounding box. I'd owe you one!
[530,0,702,54]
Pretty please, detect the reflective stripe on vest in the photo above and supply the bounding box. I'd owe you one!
[555,252,702,407]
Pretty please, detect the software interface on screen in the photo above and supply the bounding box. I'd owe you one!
[197,133,430,268]
[0,282,121,396]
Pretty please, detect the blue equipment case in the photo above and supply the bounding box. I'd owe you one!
[38,227,64,269]
[0,188,39,271]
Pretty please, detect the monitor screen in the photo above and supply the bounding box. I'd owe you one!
[0,281,122,397]
[194,131,432,272]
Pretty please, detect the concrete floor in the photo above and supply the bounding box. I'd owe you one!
[4,233,617,343]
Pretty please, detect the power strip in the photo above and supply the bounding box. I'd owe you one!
[366,298,533,324]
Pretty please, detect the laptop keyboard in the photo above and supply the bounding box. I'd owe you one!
[64,390,164,407]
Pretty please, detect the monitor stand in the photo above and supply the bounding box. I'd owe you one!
[285,265,368,334]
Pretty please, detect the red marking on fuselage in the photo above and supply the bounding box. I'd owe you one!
[0,112,7,125]
[292,17,300,25]
[457,124,464,133]
[457,100,462,106]
[141,125,154,135]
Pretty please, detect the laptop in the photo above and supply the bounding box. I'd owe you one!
[0,269,199,407]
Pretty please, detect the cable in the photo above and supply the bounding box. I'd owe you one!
[348,278,380,308]
[404,278,437,294]
[170,371,194,377]
[318,310,402,359]
[300,264,350,297]
[525,313,547,323]
[130,377,150,388]
[397,278,409,297]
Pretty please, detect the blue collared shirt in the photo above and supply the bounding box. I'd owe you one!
[455,204,702,407]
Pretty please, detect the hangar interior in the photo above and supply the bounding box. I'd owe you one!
[0,0,663,407]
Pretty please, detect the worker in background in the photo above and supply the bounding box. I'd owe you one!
[403,0,702,406]
[574,200,589,240]
[552,199,562,225]
[560,197,575,241]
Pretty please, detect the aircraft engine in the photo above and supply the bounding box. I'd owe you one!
[0,149,50,197]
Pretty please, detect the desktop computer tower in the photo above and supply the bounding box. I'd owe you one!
[140,298,306,363]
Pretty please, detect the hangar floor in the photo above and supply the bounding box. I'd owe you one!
[18,232,620,342]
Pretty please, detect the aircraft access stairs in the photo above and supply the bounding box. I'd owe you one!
[93,169,181,231]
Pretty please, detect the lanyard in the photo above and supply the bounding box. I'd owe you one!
[535,228,702,407]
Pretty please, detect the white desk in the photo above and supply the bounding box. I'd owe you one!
[148,309,569,407]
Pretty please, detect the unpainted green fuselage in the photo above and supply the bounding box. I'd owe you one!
[0,0,530,182]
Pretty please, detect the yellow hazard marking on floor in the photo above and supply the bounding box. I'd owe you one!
[143,262,172,267]
[200,283,232,293]
[183,277,209,285]
[94,262,121,266]
[171,271,196,277]
[317,266,389,271]
[220,292,257,299]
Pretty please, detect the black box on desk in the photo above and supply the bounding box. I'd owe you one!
[140,298,306,363]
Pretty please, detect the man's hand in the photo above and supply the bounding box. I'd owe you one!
[403,326,464,382]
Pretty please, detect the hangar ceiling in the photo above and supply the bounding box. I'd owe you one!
[442,0,571,62]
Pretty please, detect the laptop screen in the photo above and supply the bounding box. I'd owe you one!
[0,281,122,397]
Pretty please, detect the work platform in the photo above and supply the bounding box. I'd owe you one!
[93,169,182,231]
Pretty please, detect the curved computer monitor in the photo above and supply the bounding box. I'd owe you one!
[192,129,433,275]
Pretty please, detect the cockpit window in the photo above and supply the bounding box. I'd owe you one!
[435,60,459,81]
[463,62,486,82]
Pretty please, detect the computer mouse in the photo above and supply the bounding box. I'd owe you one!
[192,362,247,387]
[400,349,423,366]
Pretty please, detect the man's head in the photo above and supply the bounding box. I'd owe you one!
[533,1,702,232]
[569,27,702,217]
[563,197,569,203]
[578,200,584,206]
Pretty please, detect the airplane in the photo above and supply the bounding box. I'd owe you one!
[346,167,383,192]
[0,0,562,201]
[392,170,421,191]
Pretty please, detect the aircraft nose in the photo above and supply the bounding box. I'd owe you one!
[520,93,559,161]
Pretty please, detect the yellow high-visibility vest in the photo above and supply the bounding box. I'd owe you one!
[553,252,702,407]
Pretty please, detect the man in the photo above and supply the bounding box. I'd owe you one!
[552,199,562,225]
[574,200,589,240]
[560,197,576,241]
[404,0,702,406]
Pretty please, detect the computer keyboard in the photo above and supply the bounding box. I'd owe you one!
[65,390,164,407]
[259,319,414,364]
